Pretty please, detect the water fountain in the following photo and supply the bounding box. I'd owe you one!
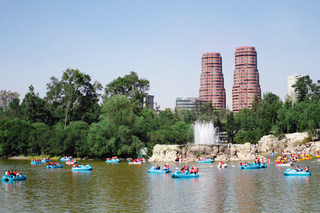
[193,121,219,145]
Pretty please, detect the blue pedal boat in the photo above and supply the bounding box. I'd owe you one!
[2,174,27,182]
[60,157,72,162]
[284,168,311,176]
[46,164,63,169]
[71,165,93,171]
[31,161,41,165]
[148,166,171,173]
[197,158,214,163]
[171,171,199,178]
[239,163,267,170]
[105,159,120,163]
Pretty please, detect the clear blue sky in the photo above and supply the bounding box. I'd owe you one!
[1,0,320,110]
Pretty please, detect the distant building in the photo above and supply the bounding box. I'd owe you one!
[144,93,154,109]
[175,97,206,111]
[287,74,302,101]
[199,52,226,109]
[232,46,261,112]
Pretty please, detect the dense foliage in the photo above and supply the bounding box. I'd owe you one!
[0,71,319,158]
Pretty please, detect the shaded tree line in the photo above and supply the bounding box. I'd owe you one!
[0,70,226,158]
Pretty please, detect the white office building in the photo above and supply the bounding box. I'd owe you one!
[287,74,302,101]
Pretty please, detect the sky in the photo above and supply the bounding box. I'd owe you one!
[1,0,320,110]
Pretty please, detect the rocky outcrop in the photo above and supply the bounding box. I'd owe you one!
[258,132,313,153]
[148,143,260,162]
[148,145,181,162]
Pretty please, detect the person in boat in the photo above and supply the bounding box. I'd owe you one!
[155,165,161,170]
[219,161,224,167]
[180,166,186,173]
[190,166,199,174]
[304,166,310,172]
[162,164,169,170]
[257,158,261,164]
[295,166,300,171]
[185,165,190,173]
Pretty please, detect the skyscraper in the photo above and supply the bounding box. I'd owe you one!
[232,46,261,112]
[199,52,226,109]
[287,74,302,102]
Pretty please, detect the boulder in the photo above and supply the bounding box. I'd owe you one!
[258,132,311,154]
[148,144,181,162]
[149,143,258,162]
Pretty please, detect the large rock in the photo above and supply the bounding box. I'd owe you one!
[148,145,181,162]
[258,132,310,154]
[229,143,257,161]
[149,143,258,162]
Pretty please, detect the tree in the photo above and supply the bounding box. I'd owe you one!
[0,90,20,112]
[292,75,320,103]
[103,71,150,106]
[0,118,32,157]
[46,69,102,128]
[226,111,235,143]
[4,98,23,120]
[21,85,52,124]
[87,95,144,158]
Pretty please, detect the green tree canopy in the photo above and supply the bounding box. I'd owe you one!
[104,71,150,106]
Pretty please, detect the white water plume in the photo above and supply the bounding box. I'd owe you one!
[194,121,219,145]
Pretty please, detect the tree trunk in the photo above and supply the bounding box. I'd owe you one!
[64,102,70,129]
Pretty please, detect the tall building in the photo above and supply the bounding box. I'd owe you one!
[232,46,261,112]
[175,97,206,111]
[199,52,226,109]
[143,93,154,109]
[287,74,302,101]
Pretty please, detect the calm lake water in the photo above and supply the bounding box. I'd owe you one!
[1,157,320,212]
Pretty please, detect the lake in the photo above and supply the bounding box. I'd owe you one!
[1,157,319,212]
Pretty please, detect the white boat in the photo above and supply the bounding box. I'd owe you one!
[128,158,145,164]
[217,164,227,168]
[276,163,293,167]
[128,161,144,164]
[66,160,77,165]
[282,152,292,155]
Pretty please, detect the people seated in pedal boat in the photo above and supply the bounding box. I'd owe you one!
[219,161,224,167]
[294,166,300,171]
[190,165,199,174]
[197,157,202,161]
[162,164,169,170]
[304,166,310,172]
[180,166,186,173]
[155,165,161,170]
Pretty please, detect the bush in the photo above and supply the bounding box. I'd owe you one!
[196,152,200,158]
